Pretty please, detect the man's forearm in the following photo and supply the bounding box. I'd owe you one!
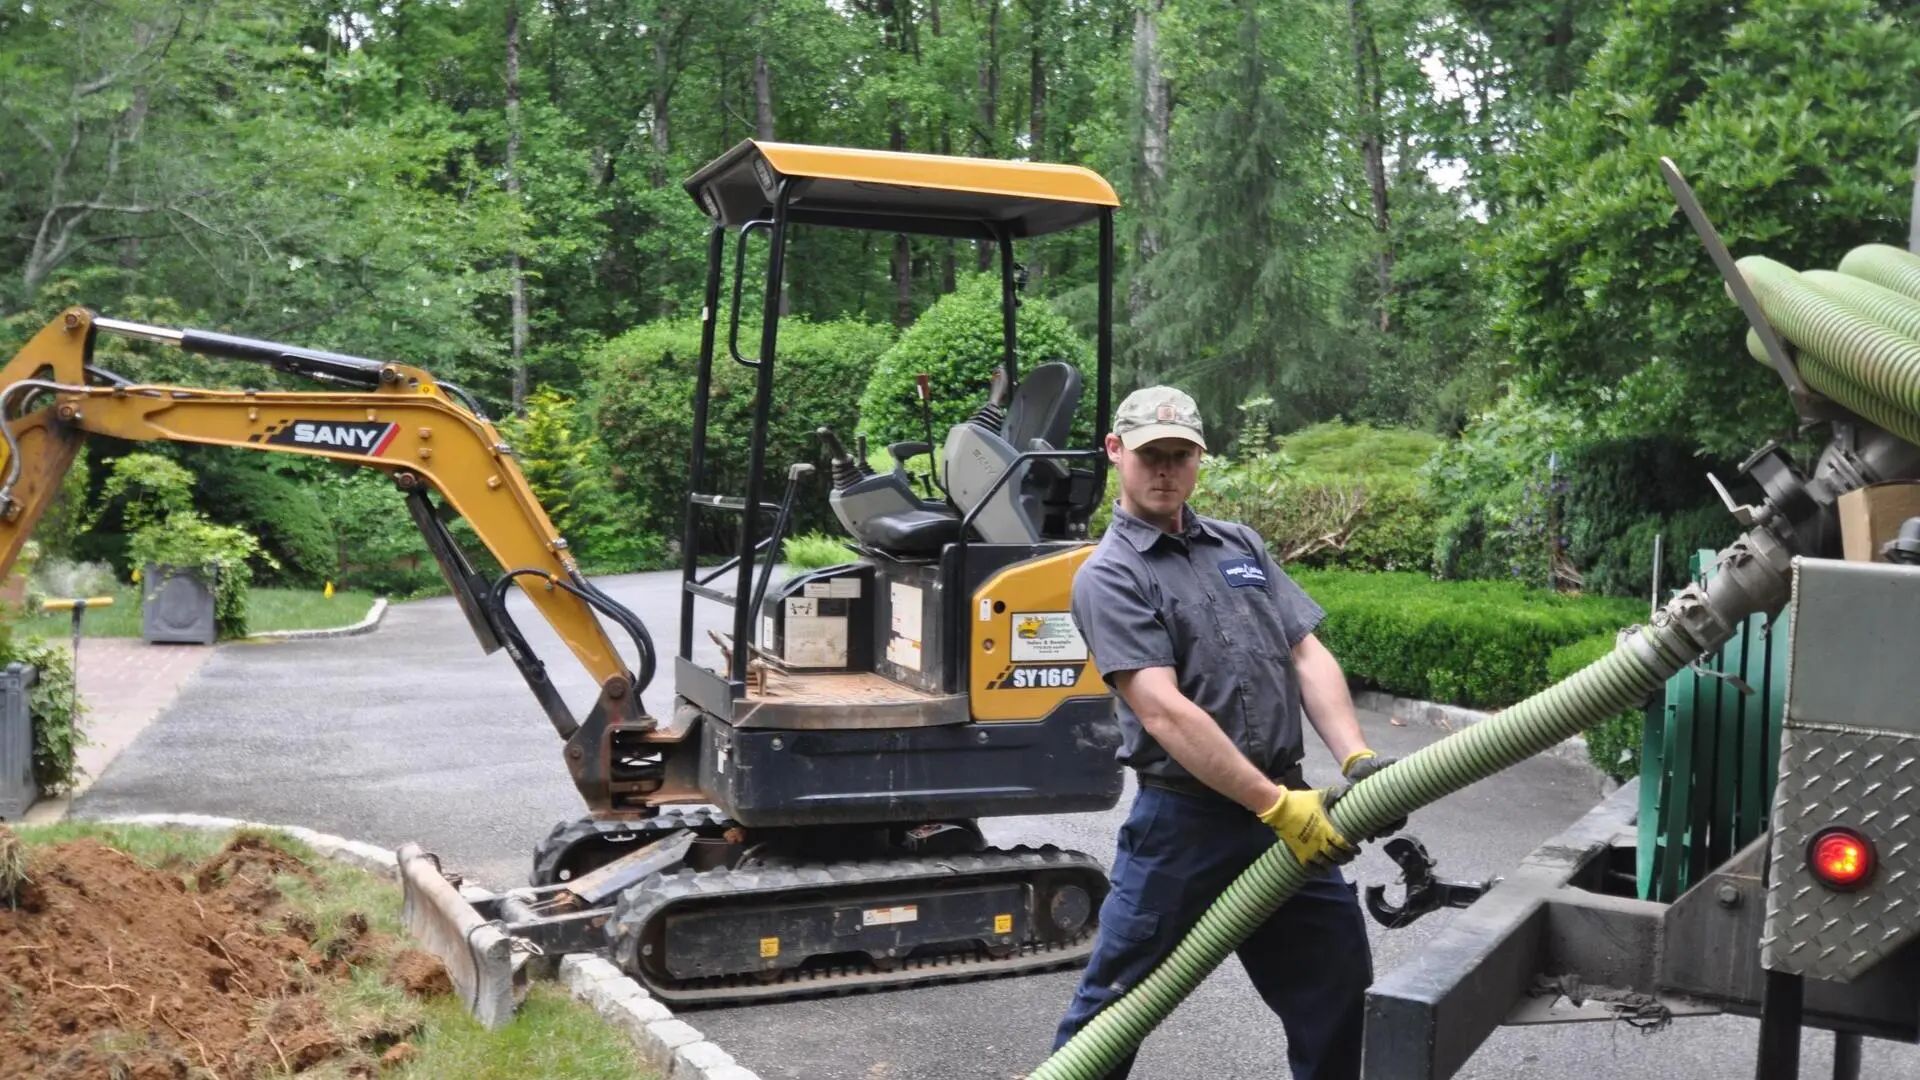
[1294,634,1369,768]
[1139,698,1282,814]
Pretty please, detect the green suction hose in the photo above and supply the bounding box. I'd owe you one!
[1032,637,1697,1080]
[1838,243,1920,302]
[1029,242,1920,1079]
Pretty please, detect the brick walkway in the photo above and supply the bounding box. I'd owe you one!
[22,638,215,823]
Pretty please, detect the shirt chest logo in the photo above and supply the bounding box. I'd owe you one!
[1218,557,1268,589]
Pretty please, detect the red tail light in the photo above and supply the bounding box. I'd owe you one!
[1808,827,1874,891]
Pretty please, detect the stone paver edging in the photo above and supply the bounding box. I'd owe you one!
[246,597,389,642]
[95,813,759,1080]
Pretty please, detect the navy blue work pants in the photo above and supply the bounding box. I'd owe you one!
[1052,783,1372,1079]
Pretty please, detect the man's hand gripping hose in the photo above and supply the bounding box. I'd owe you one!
[1257,787,1355,868]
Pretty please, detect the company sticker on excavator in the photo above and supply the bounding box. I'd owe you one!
[1010,611,1087,663]
[260,419,399,456]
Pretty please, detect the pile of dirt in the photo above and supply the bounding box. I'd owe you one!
[0,829,453,1079]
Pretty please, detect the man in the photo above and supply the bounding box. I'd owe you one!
[1051,386,1398,1080]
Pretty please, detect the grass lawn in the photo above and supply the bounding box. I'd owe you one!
[12,584,379,638]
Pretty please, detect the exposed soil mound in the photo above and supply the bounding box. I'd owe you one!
[0,831,422,1079]
[386,949,453,998]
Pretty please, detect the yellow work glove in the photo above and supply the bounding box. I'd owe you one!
[1340,749,1408,837]
[1257,786,1355,868]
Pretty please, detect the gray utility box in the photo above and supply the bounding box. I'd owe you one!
[0,662,39,820]
[142,563,218,645]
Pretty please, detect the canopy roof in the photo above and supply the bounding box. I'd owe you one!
[683,140,1119,239]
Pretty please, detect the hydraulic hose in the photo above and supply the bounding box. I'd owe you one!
[1031,244,1920,1079]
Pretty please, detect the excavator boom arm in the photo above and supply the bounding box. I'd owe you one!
[0,309,655,760]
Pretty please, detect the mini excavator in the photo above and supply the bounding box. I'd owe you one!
[0,142,1143,1023]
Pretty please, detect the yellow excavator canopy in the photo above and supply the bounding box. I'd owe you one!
[683,140,1119,239]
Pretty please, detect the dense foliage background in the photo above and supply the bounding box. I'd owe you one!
[2,0,1915,617]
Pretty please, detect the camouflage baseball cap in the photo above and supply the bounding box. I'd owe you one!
[1113,385,1207,450]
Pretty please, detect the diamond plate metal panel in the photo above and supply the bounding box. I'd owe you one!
[1761,726,1920,980]
[1785,558,1920,737]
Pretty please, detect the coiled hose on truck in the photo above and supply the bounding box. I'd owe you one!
[1029,243,1920,1080]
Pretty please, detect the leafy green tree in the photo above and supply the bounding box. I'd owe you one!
[1491,0,1920,457]
[502,386,665,572]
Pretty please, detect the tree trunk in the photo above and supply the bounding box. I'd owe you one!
[1347,0,1391,333]
[1128,0,1169,321]
[976,0,1001,272]
[650,31,671,188]
[894,123,913,325]
[1025,0,1047,287]
[752,2,775,139]
[506,0,530,415]
[753,54,775,139]
[1910,134,1920,255]
[878,0,913,325]
[1028,1,1045,157]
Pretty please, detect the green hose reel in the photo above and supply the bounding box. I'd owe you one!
[1637,548,1790,904]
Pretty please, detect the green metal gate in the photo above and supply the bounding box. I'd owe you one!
[1636,549,1792,903]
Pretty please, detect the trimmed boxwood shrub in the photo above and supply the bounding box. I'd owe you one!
[1291,569,1645,710]
[857,273,1093,451]
[591,316,896,550]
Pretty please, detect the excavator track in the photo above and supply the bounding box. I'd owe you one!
[531,808,736,885]
[606,845,1106,1007]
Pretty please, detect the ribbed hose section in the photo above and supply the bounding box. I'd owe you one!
[1734,255,1920,446]
[1746,328,1920,447]
[1737,256,1920,417]
[1838,243,1920,302]
[1803,271,1920,345]
[1030,641,1682,1080]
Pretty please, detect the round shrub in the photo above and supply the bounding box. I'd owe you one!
[857,273,1093,451]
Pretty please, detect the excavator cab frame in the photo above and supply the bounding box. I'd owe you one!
[675,139,1119,695]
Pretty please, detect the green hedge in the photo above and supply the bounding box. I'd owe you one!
[1548,631,1645,782]
[1293,570,1645,710]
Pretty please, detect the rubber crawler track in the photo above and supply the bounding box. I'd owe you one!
[607,844,1106,1007]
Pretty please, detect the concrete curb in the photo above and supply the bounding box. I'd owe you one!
[245,598,389,642]
[1353,689,1610,781]
[88,813,760,1080]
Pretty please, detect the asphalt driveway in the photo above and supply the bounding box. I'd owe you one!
[73,570,1920,1079]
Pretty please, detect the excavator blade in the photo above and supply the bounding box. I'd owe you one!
[397,842,525,1029]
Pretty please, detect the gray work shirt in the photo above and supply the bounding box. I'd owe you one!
[1070,503,1326,783]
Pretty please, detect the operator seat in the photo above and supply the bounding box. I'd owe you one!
[942,362,1084,544]
[1002,362,1080,459]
